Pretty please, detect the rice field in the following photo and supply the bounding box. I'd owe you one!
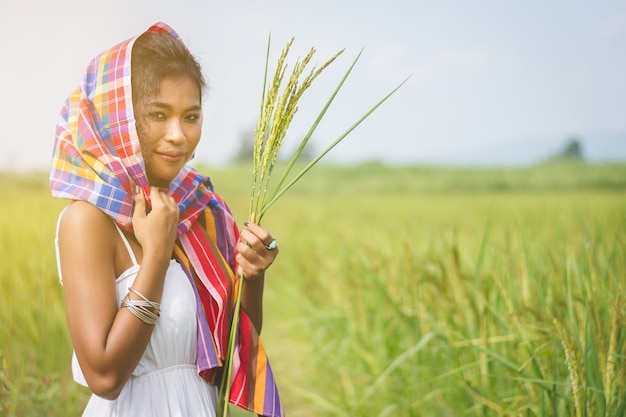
[1,162,624,416]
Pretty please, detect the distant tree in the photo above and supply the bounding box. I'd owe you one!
[232,124,316,163]
[550,137,584,162]
[232,126,257,163]
[285,138,316,163]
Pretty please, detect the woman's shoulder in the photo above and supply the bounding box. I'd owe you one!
[56,201,120,281]
[58,201,117,241]
[60,200,111,223]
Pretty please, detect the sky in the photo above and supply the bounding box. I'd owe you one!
[1,0,625,172]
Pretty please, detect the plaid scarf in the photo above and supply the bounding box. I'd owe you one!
[50,22,283,417]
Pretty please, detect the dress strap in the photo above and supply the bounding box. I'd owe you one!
[55,206,69,285]
[114,224,138,266]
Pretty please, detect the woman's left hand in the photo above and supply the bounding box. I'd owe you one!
[236,222,279,280]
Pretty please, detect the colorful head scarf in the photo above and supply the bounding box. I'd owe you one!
[50,22,283,417]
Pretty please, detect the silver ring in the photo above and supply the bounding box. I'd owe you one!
[265,239,278,250]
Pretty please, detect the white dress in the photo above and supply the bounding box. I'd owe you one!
[56,218,219,417]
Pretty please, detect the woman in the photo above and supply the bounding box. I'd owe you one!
[51,22,283,417]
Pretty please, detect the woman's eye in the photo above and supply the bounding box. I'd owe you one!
[185,114,200,123]
[147,112,165,121]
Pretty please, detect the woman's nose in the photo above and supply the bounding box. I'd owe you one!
[164,119,185,144]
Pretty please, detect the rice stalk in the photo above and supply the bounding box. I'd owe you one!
[356,331,436,407]
[467,340,562,396]
[259,73,410,219]
[604,297,620,413]
[250,39,344,222]
[462,382,506,414]
[554,318,584,416]
[250,36,292,220]
[218,35,408,417]
[287,385,352,417]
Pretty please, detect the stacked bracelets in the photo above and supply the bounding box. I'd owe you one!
[121,287,161,325]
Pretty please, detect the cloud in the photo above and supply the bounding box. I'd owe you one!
[411,47,488,86]
[370,43,411,80]
[599,11,626,38]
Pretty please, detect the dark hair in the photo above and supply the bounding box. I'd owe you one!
[131,31,206,107]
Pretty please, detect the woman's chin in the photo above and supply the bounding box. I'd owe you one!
[146,175,175,190]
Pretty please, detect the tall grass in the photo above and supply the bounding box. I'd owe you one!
[1,163,624,416]
[259,189,625,416]
[0,176,88,416]
[238,163,624,416]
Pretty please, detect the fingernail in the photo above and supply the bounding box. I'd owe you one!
[243,221,249,226]
[134,185,141,195]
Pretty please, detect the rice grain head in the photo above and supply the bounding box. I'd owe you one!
[250,40,343,221]
[604,297,621,411]
[554,319,584,416]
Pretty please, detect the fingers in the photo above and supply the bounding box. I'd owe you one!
[235,246,270,280]
[236,222,278,279]
[133,186,147,219]
[132,186,177,220]
[149,187,177,211]
[131,186,180,250]
[240,222,276,252]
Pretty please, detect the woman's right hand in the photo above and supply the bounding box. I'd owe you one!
[131,186,180,255]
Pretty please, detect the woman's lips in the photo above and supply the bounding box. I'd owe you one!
[156,151,185,163]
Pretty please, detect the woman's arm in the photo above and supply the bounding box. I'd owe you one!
[236,222,278,333]
[57,188,179,399]
[240,274,265,333]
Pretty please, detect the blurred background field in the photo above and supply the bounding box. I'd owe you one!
[1,162,625,416]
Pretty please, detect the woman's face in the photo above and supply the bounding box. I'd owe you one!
[136,75,202,188]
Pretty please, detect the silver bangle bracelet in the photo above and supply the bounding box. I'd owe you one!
[121,288,161,325]
[128,287,161,310]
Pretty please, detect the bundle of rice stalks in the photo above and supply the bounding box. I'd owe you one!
[218,35,409,417]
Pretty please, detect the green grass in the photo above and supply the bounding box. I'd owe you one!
[1,162,625,416]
